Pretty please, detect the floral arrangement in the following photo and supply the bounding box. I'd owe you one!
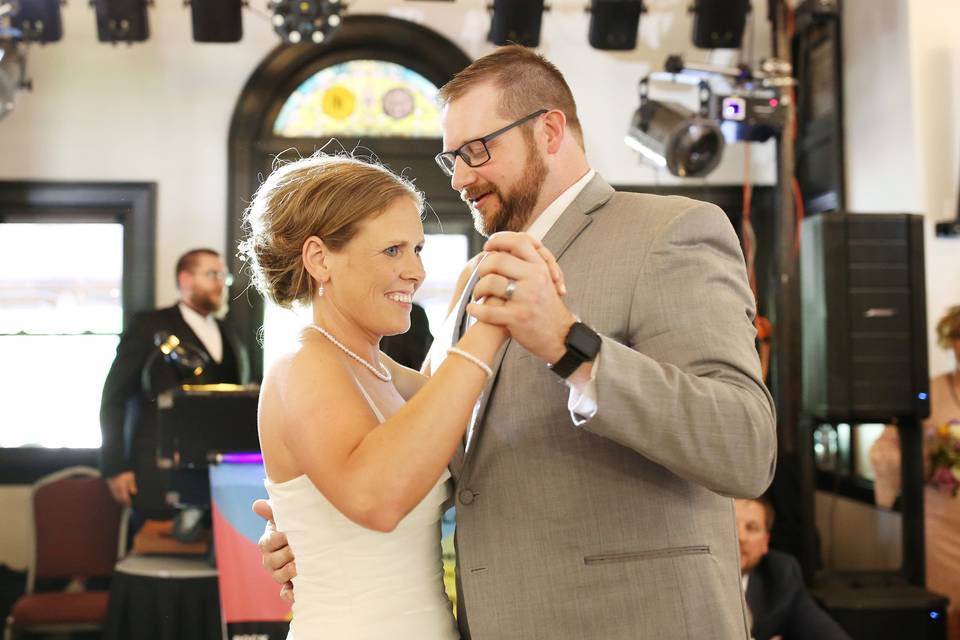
[929,420,960,496]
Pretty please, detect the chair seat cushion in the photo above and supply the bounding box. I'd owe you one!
[10,591,109,626]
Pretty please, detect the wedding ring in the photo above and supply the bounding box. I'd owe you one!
[504,279,517,300]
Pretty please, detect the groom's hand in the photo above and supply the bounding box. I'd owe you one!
[468,232,577,365]
[253,499,297,603]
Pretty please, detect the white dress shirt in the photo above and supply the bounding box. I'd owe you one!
[178,302,223,364]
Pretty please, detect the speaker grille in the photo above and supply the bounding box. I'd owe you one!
[800,213,929,421]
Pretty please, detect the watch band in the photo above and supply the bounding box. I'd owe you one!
[549,321,601,379]
[549,350,586,379]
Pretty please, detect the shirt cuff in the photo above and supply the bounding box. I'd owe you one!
[566,351,600,426]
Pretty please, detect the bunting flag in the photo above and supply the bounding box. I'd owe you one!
[210,458,291,640]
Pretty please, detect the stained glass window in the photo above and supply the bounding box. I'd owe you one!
[273,59,443,138]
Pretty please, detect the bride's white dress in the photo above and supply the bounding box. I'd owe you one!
[263,376,459,640]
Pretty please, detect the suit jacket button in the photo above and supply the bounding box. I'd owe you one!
[459,489,475,505]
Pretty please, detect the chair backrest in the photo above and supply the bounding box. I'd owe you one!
[29,466,124,592]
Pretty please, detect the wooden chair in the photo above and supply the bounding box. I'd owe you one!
[3,466,125,640]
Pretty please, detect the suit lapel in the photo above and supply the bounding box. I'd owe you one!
[458,174,615,476]
[540,173,612,260]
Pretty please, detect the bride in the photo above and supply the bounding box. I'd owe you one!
[239,154,560,639]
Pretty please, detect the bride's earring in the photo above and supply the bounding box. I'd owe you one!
[318,283,325,298]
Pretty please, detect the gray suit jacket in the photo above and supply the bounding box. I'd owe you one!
[448,174,777,639]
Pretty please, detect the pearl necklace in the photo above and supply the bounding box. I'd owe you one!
[307,324,392,383]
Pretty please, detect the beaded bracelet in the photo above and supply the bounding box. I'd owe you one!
[447,347,494,378]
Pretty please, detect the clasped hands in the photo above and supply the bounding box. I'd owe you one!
[254,233,578,601]
[468,232,577,364]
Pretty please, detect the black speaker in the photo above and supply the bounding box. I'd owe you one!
[487,0,544,48]
[801,213,929,421]
[813,575,947,640]
[691,0,750,49]
[11,0,63,43]
[588,0,643,51]
[190,0,242,42]
[92,0,149,43]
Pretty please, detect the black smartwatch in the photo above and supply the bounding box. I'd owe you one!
[548,321,602,379]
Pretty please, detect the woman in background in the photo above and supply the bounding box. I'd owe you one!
[871,305,960,639]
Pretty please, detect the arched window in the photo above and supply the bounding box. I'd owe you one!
[226,16,476,378]
[273,60,444,139]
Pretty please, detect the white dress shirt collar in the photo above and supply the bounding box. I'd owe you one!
[524,169,596,242]
[177,302,223,364]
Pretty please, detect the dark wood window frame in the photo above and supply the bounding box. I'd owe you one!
[0,180,156,483]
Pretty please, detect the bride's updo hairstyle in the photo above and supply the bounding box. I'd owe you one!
[239,153,424,309]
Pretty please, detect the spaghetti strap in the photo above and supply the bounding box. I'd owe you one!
[351,373,387,423]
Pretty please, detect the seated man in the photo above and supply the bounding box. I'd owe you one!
[736,497,852,640]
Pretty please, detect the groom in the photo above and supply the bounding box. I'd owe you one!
[258,45,776,639]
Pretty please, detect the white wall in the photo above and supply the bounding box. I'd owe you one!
[0,0,776,306]
[907,0,960,376]
[0,488,31,571]
[844,0,960,376]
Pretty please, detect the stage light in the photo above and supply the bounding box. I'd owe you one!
[10,0,63,43]
[487,0,544,48]
[717,89,785,144]
[690,0,750,49]
[626,101,724,177]
[142,332,209,395]
[627,58,790,178]
[91,0,149,43]
[190,0,243,43]
[625,76,724,178]
[588,0,643,50]
[0,33,28,121]
[269,0,342,45]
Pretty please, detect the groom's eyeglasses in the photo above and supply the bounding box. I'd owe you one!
[193,269,234,286]
[435,109,548,177]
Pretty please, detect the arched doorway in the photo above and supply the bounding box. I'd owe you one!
[226,16,474,377]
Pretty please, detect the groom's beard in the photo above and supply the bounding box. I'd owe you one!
[470,136,548,237]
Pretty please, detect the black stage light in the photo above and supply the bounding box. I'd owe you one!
[10,0,63,43]
[487,0,544,48]
[716,90,786,143]
[690,0,750,49]
[190,0,242,42]
[269,0,341,44]
[91,0,149,43]
[588,0,643,51]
